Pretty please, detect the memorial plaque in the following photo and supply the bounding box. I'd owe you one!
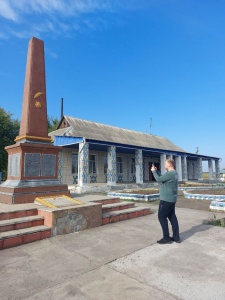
[8,156,13,176]
[35,195,83,208]
[24,153,41,177]
[8,154,21,177]
[41,154,56,177]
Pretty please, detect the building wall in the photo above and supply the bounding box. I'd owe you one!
[60,148,153,184]
[59,148,209,185]
[61,148,74,184]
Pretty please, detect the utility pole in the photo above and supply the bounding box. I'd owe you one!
[60,97,64,120]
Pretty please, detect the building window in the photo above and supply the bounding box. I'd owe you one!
[89,155,97,174]
[117,157,123,173]
[104,156,108,174]
[72,154,78,174]
[131,158,135,173]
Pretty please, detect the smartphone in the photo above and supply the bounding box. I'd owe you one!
[152,163,154,167]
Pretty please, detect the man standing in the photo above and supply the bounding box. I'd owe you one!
[151,159,180,244]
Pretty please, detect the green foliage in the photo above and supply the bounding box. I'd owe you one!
[0,108,20,180]
[208,214,225,227]
[47,116,59,133]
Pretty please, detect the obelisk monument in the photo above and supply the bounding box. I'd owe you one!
[16,37,50,143]
[0,37,70,204]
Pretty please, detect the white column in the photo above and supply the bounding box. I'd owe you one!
[135,149,143,184]
[187,161,194,180]
[160,153,166,174]
[193,161,198,179]
[107,146,116,186]
[197,158,203,181]
[58,150,63,183]
[208,159,213,180]
[175,156,182,181]
[215,159,220,180]
[181,156,188,181]
[78,142,89,186]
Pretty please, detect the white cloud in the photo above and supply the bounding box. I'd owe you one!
[7,27,40,39]
[0,0,19,21]
[0,0,117,19]
[0,0,125,39]
[45,48,58,59]
[0,0,150,40]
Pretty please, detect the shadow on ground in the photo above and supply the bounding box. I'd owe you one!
[180,223,212,241]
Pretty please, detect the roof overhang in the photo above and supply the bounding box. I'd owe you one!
[54,136,83,146]
[53,136,220,161]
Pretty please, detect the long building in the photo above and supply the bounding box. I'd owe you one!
[49,116,220,186]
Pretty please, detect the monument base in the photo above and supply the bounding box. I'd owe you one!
[37,202,102,236]
[0,179,70,204]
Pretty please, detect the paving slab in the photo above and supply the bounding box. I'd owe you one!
[0,203,225,300]
[74,265,178,300]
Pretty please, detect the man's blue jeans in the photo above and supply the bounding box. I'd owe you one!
[158,200,180,241]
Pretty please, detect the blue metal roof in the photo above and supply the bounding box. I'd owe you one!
[54,136,83,146]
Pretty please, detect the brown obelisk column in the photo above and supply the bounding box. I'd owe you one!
[0,37,70,204]
[16,37,50,143]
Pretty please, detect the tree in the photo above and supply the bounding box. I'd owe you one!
[0,108,20,180]
[48,116,59,133]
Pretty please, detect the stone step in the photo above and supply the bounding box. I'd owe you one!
[102,201,135,213]
[0,208,38,221]
[0,225,51,250]
[0,215,44,232]
[93,198,121,205]
[102,206,151,225]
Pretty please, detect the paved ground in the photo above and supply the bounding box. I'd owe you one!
[0,195,225,300]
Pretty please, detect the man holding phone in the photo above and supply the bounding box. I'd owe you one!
[151,159,180,244]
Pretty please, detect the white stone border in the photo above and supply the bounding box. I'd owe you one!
[107,192,160,202]
[182,187,225,212]
[179,185,224,191]
[183,191,225,201]
[209,202,225,212]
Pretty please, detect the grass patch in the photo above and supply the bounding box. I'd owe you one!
[207,214,225,227]
[120,198,135,202]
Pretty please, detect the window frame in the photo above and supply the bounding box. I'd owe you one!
[89,154,97,174]
[116,157,123,174]
[71,153,78,174]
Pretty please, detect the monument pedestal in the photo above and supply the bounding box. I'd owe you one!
[0,142,70,204]
[0,37,70,204]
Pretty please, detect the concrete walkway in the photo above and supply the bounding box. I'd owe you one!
[0,202,225,300]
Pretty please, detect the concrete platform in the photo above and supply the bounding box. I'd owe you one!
[35,195,83,208]
[0,202,225,300]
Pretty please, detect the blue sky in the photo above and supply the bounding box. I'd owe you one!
[0,0,225,170]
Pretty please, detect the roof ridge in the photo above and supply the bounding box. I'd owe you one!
[64,115,167,140]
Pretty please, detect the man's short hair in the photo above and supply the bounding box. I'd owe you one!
[166,159,175,168]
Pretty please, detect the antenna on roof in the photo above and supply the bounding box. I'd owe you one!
[60,97,64,120]
[196,147,199,154]
[150,117,152,134]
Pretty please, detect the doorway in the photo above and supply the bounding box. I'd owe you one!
[149,162,160,181]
